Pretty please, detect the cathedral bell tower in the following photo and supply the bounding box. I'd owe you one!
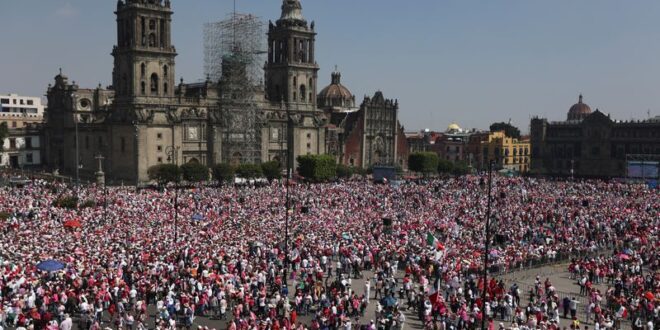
[265,0,319,109]
[112,0,176,103]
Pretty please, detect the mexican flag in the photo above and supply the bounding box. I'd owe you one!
[428,282,441,307]
[615,305,627,319]
[427,232,444,250]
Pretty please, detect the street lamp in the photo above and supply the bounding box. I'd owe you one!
[283,103,292,285]
[166,146,180,245]
[481,160,495,330]
[95,152,108,225]
[71,94,80,186]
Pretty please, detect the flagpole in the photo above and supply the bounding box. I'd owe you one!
[481,160,494,330]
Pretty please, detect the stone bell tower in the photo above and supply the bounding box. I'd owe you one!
[112,0,176,105]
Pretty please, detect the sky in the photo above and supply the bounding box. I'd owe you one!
[1,0,660,133]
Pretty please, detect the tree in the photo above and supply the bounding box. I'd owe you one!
[180,163,209,182]
[296,155,336,182]
[437,159,454,174]
[490,122,521,139]
[147,164,181,185]
[236,164,263,179]
[261,161,282,181]
[408,152,439,176]
[452,161,470,176]
[336,164,354,179]
[212,163,235,184]
[0,122,7,151]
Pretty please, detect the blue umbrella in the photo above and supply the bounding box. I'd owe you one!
[380,296,397,307]
[36,260,65,272]
[192,214,204,221]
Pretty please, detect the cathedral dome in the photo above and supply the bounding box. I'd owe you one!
[447,123,462,133]
[317,71,355,110]
[567,94,592,121]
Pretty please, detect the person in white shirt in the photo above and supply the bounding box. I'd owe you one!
[60,314,73,330]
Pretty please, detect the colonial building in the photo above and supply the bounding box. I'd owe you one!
[43,0,329,183]
[1,93,46,169]
[531,95,660,178]
[317,70,408,169]
[0,94,45,129]
[1,124,43,168]
[480,131,531,173]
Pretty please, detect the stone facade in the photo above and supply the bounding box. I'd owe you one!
[43,0,329,183]
[530,95,660,178]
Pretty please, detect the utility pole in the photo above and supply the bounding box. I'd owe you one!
[71,94,80,186]
[481,160,494,330]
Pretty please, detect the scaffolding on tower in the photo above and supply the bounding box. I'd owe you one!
[204,12,266,165]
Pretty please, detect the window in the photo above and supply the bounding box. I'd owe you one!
[300,85,306,101]
[149,33,156,47]
[20,99,24,105]
[11,121,16,128]
[141,63,146,77]
[158,157,163,163]
[12,99,16,104]
[164,83,168,94]
[121,137,126,153]
[163,65,168,78]
[307,143,311,149]
[26,153,33,163]
[157,145,163,152]
[0,99,8,104]
[25,137,32,149]
[157,133,163,139]
[150,74,159,94]
[27,100,33,105]
[141,82,146,95]
[9,138,16,149]
[307,133,311,139]
[149,19,156,31]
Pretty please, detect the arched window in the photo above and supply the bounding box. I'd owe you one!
[140,81,146,95]
[150,73,159,94]
[163,82,168,94]
[163,65,168,78]
[293,77,297,88]
[149,20,156,31]
[300,85,306,101]
[140,63,146,77]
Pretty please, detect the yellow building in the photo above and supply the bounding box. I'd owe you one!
[481,131,531,173]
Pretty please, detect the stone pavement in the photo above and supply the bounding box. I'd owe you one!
[77,261,630,329]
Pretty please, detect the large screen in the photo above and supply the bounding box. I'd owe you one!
[627,161,659,179]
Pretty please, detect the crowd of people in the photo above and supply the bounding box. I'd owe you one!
[0,174,657,330]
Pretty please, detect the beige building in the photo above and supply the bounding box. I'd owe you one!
[481,131,531,173]
[43,0,327,183]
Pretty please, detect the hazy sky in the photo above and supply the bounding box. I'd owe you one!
[1,0,659,133]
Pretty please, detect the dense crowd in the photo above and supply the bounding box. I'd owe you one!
[0,175,657,330]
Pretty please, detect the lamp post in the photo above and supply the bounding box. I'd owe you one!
[481,160,495,330]
[71,94,80,186]
[283,103,292,285]
[166,146,180,245]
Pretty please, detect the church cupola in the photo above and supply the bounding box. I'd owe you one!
[279,0,306,25]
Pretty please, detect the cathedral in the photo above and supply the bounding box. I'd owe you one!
[43,0,407,184]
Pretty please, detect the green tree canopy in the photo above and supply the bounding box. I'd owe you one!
[0,122,7,151]
[437,159,454,174]
[336,164,354,179]
[261,161,282,181]
[408,152,439,176]
[236,164,263,179]
[452,161,470,176]
[180,162,209,182]
[296,155,337,182]
[147,164,181,185]
[490,122,521,139]
[212,163,235,184]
